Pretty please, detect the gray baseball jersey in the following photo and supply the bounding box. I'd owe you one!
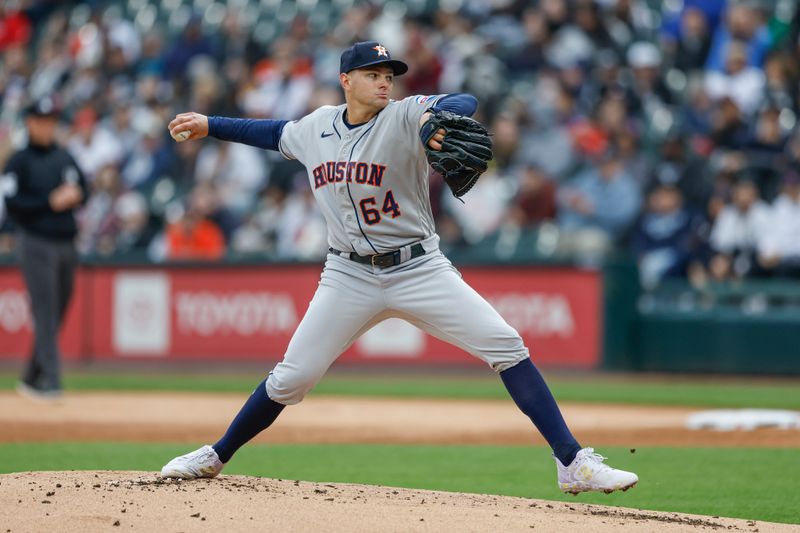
[278,96,442,254]
[265,95,529,405]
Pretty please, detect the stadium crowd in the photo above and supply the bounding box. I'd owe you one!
[1,0,799,286]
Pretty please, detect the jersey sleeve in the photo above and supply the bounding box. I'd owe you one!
[278,106,338,164]
[400,94,446,131]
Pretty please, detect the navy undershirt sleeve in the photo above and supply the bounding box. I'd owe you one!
[207,116,289,151]
[430,93,478,117]
[419,93,479,147]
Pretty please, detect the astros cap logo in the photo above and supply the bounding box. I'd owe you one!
[339,41,408,75]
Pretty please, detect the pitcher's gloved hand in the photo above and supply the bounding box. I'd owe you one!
[420,110,493,198]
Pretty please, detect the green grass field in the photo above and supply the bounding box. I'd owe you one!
[2,371,799,525]
[1,371,799,408]
[1,443,797,524]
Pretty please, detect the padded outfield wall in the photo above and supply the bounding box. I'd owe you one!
[2,262,799,374]
[0,264,601,369]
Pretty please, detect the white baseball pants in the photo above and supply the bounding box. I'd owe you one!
[265,250,529,405]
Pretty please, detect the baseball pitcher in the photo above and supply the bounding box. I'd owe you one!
[161,42,637,495]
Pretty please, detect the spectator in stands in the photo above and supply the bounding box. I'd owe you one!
[460,40,509,118]
[632,184,704,287]
[252,185,328,260]
[164,183,225,261]
[557,148,641,256]
[661,0,726,44]
[648,131,711,211]
[508,165,557,228]
[573,0,615,53]
[745,106,790,199]
[160,131,203,194]
[67,106,124,182]
[595,90,630,139]
[513,93,577,180]
[194,140,267,217]
[444,167,516,245]
[77,164,122,255]
[170,176,239,244]
[616,125,649,187]
[762,52,796,111]
[0,4,30,52]
[709,97,749,150]
[668,7,713,73]
[706,151,747,220]
[747,106,789,155]
[27,36,70,102]
[401,24,443,96]
[504,8,548,74]
[240,38,315,120]
[103,99,139,164]
[588,48,624,105]
[705,3,771,72]
[230,184,284,256]
[215,5,260,77]
[137,28,165,77]
[607,0,652,46]
[544,12,594,72]
[0,42,28,120]
[682,77,715,140]
[708,178,771,280]
[788,131,800,175]
[120,114,172,191]
[0,0,798,271]
[163,15,215,83]
[111,191,157,257]
[704,40,766,116]
[274,187,327,261]
[626,41,673,117]
[104,14,141,76]
[490,114,521,172]
[758,172,800,277]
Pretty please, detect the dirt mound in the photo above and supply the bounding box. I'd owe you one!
[0,471,790,533]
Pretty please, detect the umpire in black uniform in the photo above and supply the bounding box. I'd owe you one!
[3,95,88,400]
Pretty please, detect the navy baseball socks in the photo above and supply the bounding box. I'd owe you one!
[161,378,285,478]
[212,377,286,463]
[212,365,580,465]
[501,359,639,493]
[500,358,582,467]
[162,362,636,490]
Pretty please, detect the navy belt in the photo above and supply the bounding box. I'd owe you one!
[329,243,426,268]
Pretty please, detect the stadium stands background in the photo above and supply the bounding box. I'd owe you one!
[1,0,799,288]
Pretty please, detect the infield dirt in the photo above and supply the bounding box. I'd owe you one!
[1,391,798,446]
[2,392,799,532]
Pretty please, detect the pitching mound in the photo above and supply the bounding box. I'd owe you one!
[0,471,791,533]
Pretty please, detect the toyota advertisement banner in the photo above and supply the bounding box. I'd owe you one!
[0,265,601,368]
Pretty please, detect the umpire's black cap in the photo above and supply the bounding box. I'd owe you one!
[340,41,408,76]
[24,95,61,118]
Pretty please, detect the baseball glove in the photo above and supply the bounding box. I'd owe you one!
[420,110,493,198]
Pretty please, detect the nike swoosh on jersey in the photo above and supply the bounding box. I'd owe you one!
[321,131,335,138]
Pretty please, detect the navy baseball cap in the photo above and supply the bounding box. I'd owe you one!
[24,95,61,118]
[340,41,408,76]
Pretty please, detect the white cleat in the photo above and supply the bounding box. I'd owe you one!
[555,447,638,495]
[161,445,224,479]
